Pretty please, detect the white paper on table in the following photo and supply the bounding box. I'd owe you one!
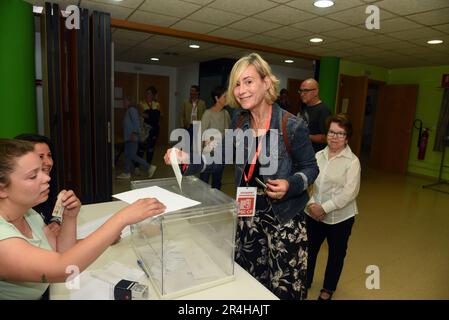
[69,271,113,300]
[170,148,183,191]
[77,213,130,239]
[90,261,146,285]
[112,186,200,217]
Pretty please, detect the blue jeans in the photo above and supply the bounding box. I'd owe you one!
[124,140,149,174]
[200,164,224,190]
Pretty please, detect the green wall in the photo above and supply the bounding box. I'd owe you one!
[0,0,36,137]
[338,59,449,179]
[339,60,389,82]
[388,66,449,179]
[318,56,340,112]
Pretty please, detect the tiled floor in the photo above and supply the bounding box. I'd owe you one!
[113,145,449,300]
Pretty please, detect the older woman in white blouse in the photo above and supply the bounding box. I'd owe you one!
[305,113,361,300]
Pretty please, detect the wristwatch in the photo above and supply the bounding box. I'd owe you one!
[49,216,62,225]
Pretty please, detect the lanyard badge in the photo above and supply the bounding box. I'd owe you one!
[237,106,272,218]
[236,187,257,217]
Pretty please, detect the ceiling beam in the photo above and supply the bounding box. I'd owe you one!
[111,18,320,61]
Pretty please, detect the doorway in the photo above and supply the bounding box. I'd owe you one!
[287,78,304,116]
[113,72,170,165]
[360,82,380,168]
[369,84,419,173]
[337,75,419,174]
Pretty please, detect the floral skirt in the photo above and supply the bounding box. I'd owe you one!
[235,196,308,300]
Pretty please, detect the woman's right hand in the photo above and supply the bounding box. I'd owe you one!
[164,148,189,165]
[118,198,166,226]
[308,203,326,221]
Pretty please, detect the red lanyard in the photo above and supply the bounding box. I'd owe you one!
[243,106,272,184]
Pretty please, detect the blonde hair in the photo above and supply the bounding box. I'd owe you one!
[227,53,279,108]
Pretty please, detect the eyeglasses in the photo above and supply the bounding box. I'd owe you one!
[298,88,316,94]
[327,130,347,138]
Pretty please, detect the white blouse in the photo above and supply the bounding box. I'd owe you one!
[306,145,361,225]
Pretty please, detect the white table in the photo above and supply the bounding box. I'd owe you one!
[50,201,278,300]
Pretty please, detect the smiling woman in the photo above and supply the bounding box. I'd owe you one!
[165,53,319,300]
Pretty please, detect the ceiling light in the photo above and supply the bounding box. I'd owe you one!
[427,39,443,44]
[189,44,200,49]
[33,6,43,14]
[313,0,334,8]
[150,57,159,61]
[310,38,323,43]
[284,59,294,63]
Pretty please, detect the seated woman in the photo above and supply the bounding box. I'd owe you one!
[0,139,165,300]
[14,134,60,235]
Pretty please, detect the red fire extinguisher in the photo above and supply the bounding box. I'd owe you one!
[418,128,429,160]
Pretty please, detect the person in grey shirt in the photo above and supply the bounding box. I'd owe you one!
[117,96,151,179]
[199,86,231,190]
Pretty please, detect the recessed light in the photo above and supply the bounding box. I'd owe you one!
[189,44,200,49]
[33,6,43,14]
[150,57,159,61]
[310,38,323,43]
[427,39,443,44]
[284,59,294,64]
[314,0,334,8]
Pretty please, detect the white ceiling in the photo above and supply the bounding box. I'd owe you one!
[27,0,449,69]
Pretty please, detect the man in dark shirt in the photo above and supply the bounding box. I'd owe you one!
[299,78,332,153]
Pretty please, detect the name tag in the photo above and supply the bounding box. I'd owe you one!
[236,187,257,217]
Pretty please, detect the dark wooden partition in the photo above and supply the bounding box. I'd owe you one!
[42,3,112,204]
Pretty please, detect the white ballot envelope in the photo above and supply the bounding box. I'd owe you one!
[112,186,201,218]
[170,148,183,191]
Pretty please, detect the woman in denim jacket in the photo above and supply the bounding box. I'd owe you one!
[165,53,318,299]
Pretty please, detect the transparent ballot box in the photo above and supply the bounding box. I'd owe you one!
[130,176,237,299]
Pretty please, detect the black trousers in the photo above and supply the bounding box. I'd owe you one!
[306,215,354,292]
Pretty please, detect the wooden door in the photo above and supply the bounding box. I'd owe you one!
[287,78,304,116]
[337,75,369,157]
[369,85,419,173]
[138,74,170,145]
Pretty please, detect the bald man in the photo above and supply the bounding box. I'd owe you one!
[299,78,332,152]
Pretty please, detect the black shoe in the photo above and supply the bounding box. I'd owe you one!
[318,288,333,300]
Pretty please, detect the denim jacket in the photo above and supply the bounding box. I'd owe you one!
[185,103,319,225]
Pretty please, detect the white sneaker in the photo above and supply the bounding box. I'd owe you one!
[134,167,141,175]
[148,165,157,178]
[116,172,131,179]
